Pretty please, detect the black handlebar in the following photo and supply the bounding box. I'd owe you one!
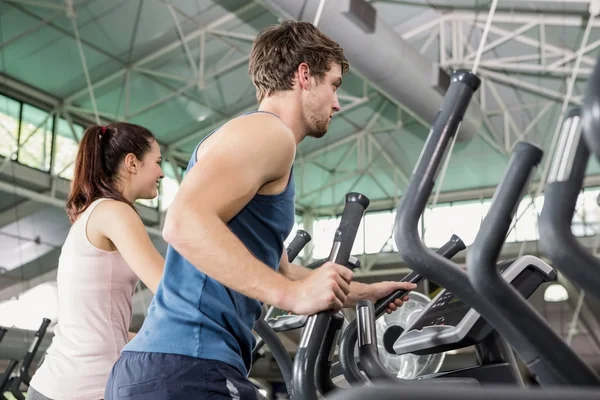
[393,68,599,386]
[373,234,465,315]
[393,70,486,361]
[286,229,312,261]
[539,108,600,303]
[292,192,370,400]
[0,327,7,344]
[469,140,600,385]
[11,318,51,400]
[582,53,600,161]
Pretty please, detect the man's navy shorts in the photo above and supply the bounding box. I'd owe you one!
[105,351,258,400]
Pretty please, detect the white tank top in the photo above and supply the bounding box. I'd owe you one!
[30,198,138,400]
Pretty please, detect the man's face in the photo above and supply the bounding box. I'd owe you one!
[304,63,342,138]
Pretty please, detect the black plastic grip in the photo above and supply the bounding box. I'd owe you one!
[293,192,370,400]
[286,229,312,261]
[468,141,600,385]
[583,53,600,161]
[373,234,465,315]
[328,193,370,265]
[539,109,600,303]
[373,271,421,316]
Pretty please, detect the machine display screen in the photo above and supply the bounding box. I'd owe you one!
[409,290,470,329]
[409,260,514,330]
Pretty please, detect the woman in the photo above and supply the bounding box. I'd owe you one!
[27,123,166,400]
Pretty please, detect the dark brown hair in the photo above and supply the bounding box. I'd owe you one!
[65,122,156,222]
[249,20,349,102]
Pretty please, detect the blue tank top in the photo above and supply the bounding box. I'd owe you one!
[124,111,296,375]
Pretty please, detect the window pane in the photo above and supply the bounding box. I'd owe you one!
[572,191,587,237]
[54,118,84,180]
[312,215,365,258]
[353,217,365,255]
[0,95,21,159]
[18,104,53,171]
[579,188,600,236]
[513,196,540,242]
[423,204,454,248]
[584,189,600,235]
[312,217,341,259]
[446,201,486,247]
[365,211,395,254]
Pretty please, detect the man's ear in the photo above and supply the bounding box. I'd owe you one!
[297,62,312,90]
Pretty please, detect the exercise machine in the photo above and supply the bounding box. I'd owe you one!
[337,66,600,398]
[538,108,600,302]
[356,255,555,385]
[393,68,600,387]
[327,384,600,400]
[250,229,363,398]
[0,318,51,400]
[290,192,370,400]
[338,234,466,386]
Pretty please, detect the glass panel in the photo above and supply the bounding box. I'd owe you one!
[54,118,84,180]
[18,104,53,171]
[365,211,395,254]
[0,282,58,331]
[513,196,540,242]
[572,191,587,237]
[0,94,21,159]
[423,204,454,248]
[580,188,600,236]
[312,217,341,259]
[311,215,365,258]
[446,200,486,247]
[353,217,365,255]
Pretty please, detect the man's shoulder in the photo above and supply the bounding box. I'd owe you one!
[194,113,295,162]
[224,112,294,140]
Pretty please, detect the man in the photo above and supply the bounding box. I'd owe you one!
[105,20,416,399]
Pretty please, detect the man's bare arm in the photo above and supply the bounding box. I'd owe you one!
[162,114,354,314]
[163,115,298,309]
[278,249,415,310]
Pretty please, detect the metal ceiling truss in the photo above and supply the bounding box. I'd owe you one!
[3,1,600,216]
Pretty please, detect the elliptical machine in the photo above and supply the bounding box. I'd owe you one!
[329,63,600,398]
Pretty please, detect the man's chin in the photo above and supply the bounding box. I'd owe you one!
[309,126,328,138]
[309,131,327,139]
